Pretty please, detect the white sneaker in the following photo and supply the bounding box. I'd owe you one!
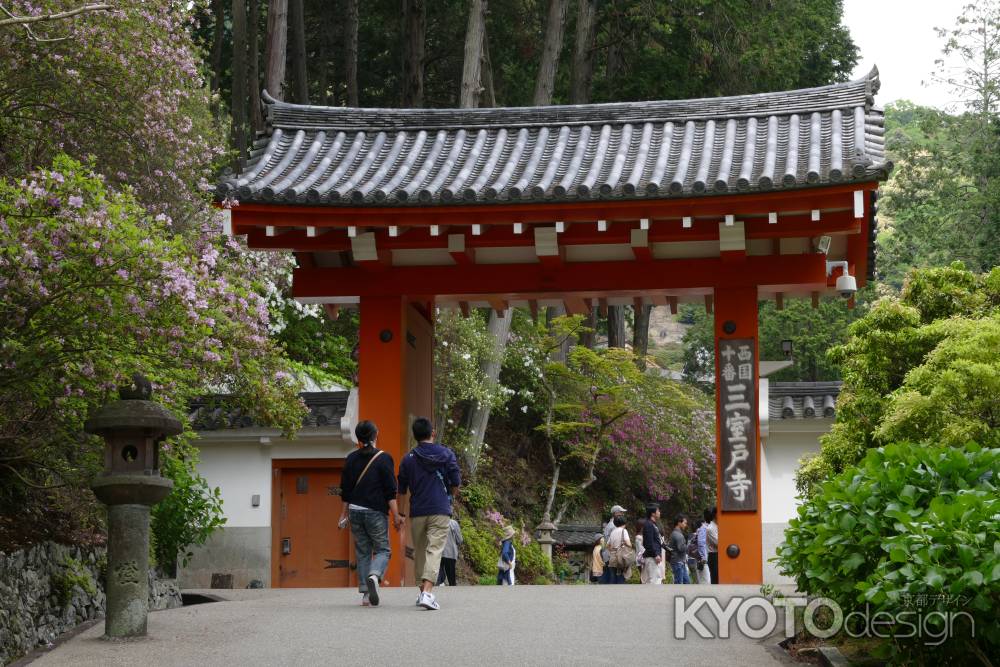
[417,592,440,610]
[367,574,380,606]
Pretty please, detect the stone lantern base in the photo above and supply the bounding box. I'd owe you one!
[92,475,173,638]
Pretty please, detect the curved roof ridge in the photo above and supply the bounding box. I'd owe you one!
[260,68,880,132]
[221,68,889,206]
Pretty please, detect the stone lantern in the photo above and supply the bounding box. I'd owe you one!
[85,374,181,638]
[535,513,557,563]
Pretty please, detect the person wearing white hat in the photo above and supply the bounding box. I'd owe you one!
[496,525,517,585]
[600,505,627,583]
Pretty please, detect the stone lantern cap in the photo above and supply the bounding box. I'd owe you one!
[84,375,183,437]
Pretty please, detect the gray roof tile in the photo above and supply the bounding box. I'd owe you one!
[190,392,349,431]
[219,68,890,206]
[768,381,842,420]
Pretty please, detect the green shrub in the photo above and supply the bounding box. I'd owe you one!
[151,442,226,575]
[459,516,553,583]
[460,482,496,514]
[460,517,503,577]
[777,442,999,665]
[50,557,96,606]
[515,539,553,582]
[476,574,495,586]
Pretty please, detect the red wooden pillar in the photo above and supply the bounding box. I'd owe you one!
[358,295,408,587]
[357,295,435,588]
[713,285,763,584]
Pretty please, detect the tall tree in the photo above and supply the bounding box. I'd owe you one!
[231,0,249,162]
[533,0,569,105]
[209,0,226,97]
[569,0,597,104]
[632,303,652,368]
[249,0,264,131]
[264,0,287,99]
[344,0,359,106]
[288,0,308,103]
[607,305,626,348]
[460,0,488,108]
[401,0,426,107]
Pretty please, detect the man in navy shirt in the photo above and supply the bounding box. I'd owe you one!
[398,417,461,610]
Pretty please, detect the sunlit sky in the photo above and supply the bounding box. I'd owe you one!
[843,0,968,110]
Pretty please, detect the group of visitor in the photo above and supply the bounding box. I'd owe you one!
[590,504,719,584]
[337,417,462,610]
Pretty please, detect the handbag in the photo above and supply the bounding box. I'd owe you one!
[608,528,635,570]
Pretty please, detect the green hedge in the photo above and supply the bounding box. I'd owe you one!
[459,517,553,583]
[777,442,999,665]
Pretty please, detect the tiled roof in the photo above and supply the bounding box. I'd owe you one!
[218,68,889,207]
[190,392,349,431]
[547,524,603,548]
[768,381,842,420]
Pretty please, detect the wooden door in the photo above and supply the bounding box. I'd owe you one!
[273,461,352,587]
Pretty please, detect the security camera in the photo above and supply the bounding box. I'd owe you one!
[836,273,857,299]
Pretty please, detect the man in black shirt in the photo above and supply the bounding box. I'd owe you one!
[641,504,664,585]
[338,421,403,607]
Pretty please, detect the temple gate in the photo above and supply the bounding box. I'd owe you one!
[218,68,889,586]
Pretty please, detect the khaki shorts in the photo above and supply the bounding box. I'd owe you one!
[410,514,451,584]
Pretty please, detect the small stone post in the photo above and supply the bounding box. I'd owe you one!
[536,514,556,563]
[85,375,180,638]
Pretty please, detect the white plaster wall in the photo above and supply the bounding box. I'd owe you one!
[761,426,826,524]
[194,433,354,528]
[761,422,829,585]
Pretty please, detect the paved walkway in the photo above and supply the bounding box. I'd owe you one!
[31,585,796,666]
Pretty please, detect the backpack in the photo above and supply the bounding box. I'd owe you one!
[686,530,700,560]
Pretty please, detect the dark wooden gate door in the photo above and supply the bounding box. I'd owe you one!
[273,461,352,587]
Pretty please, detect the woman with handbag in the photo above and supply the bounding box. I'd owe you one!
[496,525,517,585]
[606,515,634,584]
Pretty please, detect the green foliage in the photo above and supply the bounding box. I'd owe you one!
[271,300,357,386]
[459,517,503,577]
[0,158,306,505]
[681,296,862,387]
[777,442,1000,665]
[515,539,554,583]
[434,309,509,449]
[459,481,496,515]
[50,556,96,607]
[458,516,552,583]
[798,265,1000,494]
[151,439,226,573]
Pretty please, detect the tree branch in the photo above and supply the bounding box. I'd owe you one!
[0,3,111,27]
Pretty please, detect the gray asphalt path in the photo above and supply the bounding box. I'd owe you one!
[31,584,796,666]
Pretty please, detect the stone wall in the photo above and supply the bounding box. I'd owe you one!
[0,542,182,666]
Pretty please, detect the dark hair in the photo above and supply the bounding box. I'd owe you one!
[704,507,716,523]
[635,517,646,530]
[691,519,703,531]
[674,515,686,527]
[645,504,659,519]
[355,420,378,446]
[411,417,434,441]
[613,515,626,528]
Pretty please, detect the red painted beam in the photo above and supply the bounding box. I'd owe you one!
[227,182,879,228]
[242,210,862,252]
[292,254,828,299]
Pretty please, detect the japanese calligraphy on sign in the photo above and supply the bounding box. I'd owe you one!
[719,338,757,511]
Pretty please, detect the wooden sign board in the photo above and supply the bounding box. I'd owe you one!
[719,338,757,511]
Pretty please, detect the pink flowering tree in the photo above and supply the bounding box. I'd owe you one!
[0,0,225,223]
[0,157,305,557]
[604,409,717,515]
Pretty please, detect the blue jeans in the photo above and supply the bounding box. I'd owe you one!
[349,509,390,594]
[608,567,626,584]
[671,560,691,584]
